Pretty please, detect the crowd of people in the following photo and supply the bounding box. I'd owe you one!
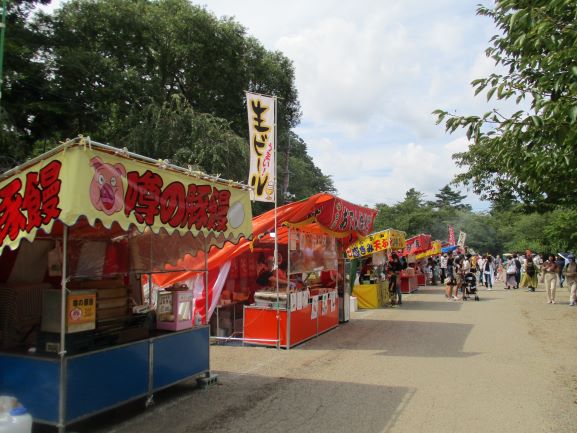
[354,248,577,308]
[426,249,576,306]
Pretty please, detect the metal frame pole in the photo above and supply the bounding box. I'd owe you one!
[204,242,211,375]
[274,96,280,350]
[58,226,68,433]
[0,0,7,101]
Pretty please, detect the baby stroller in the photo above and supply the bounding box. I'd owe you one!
[461,272,479,301]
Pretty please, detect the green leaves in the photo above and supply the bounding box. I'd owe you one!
[434,0,577,208]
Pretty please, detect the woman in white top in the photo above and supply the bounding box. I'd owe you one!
[477,255,485,286]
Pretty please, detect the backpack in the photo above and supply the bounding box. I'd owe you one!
[514,259,521,270]
[526,261,535,276]
[485,261,490,272]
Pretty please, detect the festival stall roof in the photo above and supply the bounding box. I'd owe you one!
[402,234,432,257]
[344,228,406,259]
[415,240,442,260]
[153,192,378,288]
[0,137,253,256]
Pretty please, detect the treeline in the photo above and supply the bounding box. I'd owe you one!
[0,0,334,205]
[373,186,577,255]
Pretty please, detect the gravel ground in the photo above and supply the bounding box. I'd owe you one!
[53,280,577,433]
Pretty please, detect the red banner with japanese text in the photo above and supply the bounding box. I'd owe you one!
[403,234,432,256]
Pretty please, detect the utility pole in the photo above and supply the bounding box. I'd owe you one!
[0,0,6,101]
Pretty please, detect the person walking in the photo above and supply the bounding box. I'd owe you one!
[494,255,502,282]
[440,254,448,283]
[477,254,485,287]
[483,255,495,290]
[520,255,538,291]
[543,255,559,304]
[505,256,517,289]
[556,254,566,288]
[387,253,403,306]
[533,252,543,276]
[563,255,577,306]
[513,253,522,289]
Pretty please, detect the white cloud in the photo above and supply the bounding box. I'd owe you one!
[300,132,474,208]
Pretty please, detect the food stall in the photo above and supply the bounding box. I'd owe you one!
[415,240,442,284]
[0,138,252,432]
[244,194,377,348]
[400,234,432,293]
[152,193,377,349]
[346,229,406,308]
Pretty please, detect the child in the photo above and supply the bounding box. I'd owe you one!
[445,277,459,300]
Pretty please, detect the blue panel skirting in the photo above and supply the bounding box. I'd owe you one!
[0,327,209,425]
[153,327,209,390]
[66,341,149,422]
[0,354,60,423]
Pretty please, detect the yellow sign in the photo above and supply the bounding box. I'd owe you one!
[415,240,442,260]
[246,92,276,203]
[0,142,253,252]
[67,291,97,331]
[346,229,406,259]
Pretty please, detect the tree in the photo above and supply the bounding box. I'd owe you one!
[1,0,52,161]
[41,0,300,141]
[431,184,471,211]
[434,0,577,209]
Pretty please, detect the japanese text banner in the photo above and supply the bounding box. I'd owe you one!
[0,145,253,252]
[404,234,432,256]
[345,229,406,259]
[415,240,442,260]
[247,92,275,203]
[457,231,467,247]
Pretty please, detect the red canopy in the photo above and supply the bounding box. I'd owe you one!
[153,193,377,288]
[402,234,432,256]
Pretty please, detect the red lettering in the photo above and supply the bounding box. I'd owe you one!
[124,170,163,225]
[210,189,230,232]
[159,182,186,227]
[0,179,26,245]
[182,184,211,230]
[38,161,62,223]
[22,172,42,231]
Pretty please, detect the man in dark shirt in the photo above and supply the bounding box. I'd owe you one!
[388,254,403,305]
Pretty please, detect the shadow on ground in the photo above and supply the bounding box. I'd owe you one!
[299,319,480,358]
[393,300,462,311]
[34,373,415,433]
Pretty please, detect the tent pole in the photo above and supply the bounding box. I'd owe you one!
[274,96,280,350]
[58,225,68,432]
[204,243,209,327]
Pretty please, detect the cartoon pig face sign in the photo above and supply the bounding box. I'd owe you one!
[89,156,126,215]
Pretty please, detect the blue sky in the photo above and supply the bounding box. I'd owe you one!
[200,0,500,210]
[46,1,502,210]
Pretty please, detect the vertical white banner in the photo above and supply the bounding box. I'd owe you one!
[457,231,467,247]
[246,92,276,202]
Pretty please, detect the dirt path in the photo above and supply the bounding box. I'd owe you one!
[65,280,577,433]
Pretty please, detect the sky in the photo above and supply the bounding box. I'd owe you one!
[199,0,499,210]
[45,0,500,210]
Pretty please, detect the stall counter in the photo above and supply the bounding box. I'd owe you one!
[0,326,210,426]
[352,280,390,309]
[243,290,339,349]
[400,272,419,294]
